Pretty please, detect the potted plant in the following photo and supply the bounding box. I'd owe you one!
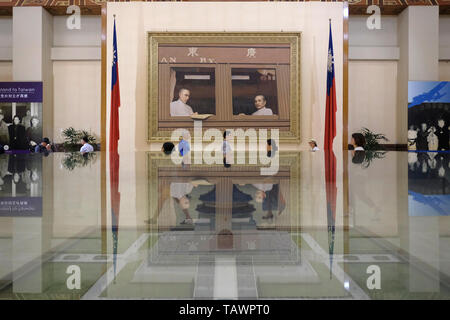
[360,127,389,151]
[61,127,98,152]
[356,128,390,168]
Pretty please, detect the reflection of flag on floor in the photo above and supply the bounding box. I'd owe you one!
[325,150,337,279]
[110,17,121,280]
[110,152,120,280]
[324,21,337,279]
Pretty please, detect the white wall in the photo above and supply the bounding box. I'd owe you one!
[53,60,101,142]
[52,16,101,61]
[349,16,398,46]
[53,16,101,47]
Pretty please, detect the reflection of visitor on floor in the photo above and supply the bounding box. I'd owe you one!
[170,181,200,225]
[252,183,286,220]
[147,181,174,226]
[352,151,365,164]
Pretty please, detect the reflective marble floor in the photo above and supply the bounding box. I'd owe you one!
[0,150,449,300]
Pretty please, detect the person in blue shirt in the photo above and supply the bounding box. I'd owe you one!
[178,135,190,157]
[80,136,94,154]
[35,137,55,153]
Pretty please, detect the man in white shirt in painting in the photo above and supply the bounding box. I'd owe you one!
[170,88,199,117]
[252,95,273,116]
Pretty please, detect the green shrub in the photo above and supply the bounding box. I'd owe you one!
[62,127,97,151]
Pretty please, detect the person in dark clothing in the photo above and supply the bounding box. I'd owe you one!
[267,139,278,157]
[34,137,55,153]
[0,110,9,146]
[350,133,366,151]
[435,119,449,151]
[161,142,175,155]
[26,116,42,151]
[352,151,366,164]
[416,123,430,151]
[8,115,27,150]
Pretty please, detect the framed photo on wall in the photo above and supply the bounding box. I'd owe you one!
[0,82,43,151]
[407,81,450,152]
[147,32,301,143]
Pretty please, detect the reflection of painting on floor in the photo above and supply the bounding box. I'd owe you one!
[408,152,450,216]
[155,177,290,231]
[0,154,43,217]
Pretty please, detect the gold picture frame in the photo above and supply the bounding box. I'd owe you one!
[147,32,301,143]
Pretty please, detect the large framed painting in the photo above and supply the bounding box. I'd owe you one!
[147,32,301,143]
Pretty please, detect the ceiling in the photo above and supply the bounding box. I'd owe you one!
[0,0,449,16]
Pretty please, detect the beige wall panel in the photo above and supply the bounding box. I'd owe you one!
[349,60,398,143]
[439,60,450,81]
[53,61,101,143]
